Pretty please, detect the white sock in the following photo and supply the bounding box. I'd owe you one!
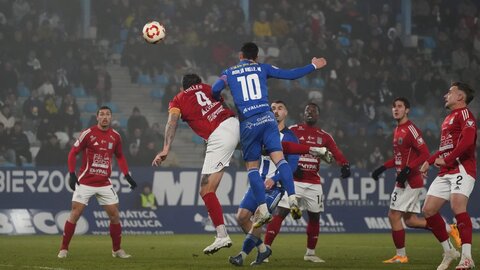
[258,203,269,215]
[306,248,315,256]
[216,224,228,238]
[440,239,454,252]
[462,244,472,258]
[396,247,406,257]
[240,251,247,259]
[257,243,266,253]
[445,223,452,233]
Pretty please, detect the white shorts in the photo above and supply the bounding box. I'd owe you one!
[202,117,240,175]
[72,184,119,206]
[278,182,324,213]
[389,185,422,213]
[427,164,475,200]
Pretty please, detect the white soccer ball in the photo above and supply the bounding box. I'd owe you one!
[142,21,166,44]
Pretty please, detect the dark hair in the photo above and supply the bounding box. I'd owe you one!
[97,106,112,115]
[272,100,287,109]
[451,81,474,104]
[182,73,202,90]
[305,102,320,113]
[241,42,259,60]
[392,97,410,109]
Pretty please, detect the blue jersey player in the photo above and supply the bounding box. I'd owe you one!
[229,101,301,266]
[212,42,327,228]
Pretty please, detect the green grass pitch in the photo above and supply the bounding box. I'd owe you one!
[0,233,478,269]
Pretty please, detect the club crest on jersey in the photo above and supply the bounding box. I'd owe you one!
[417,137,424,145]
[398,137,403,145]
[108,142,113,149]
[466,120,474,127]
[317,137,322,144]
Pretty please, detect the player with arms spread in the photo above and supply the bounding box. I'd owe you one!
[371,97,461,264]
[212,42,327,228]
[420,82,477,270]
[263,102,349,263]
[58,106,137,259]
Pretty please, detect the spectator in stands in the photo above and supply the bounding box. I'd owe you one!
[111,120,127,143]
[58,104,81,137]
[8,121,31,166]
[127,107,149,138]
[0,105,15,131]
[94,67,112,106]
[146,123,164,150]
[0,62,18,100]
[253,11,272,38]
[35,133,64,166]
[36,116,56,142]
[23,89,43,120]
[0,123,16,164]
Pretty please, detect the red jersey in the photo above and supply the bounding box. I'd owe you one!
[427,107,477,178]
[68,125,129,187]
[169,83,235,140]
[383,120,429,188]
[290,123,348,184]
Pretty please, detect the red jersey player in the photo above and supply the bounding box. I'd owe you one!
[153,74,239,254]
[371,97,461,264]
[58,106,137,259]
[264,103,350,263]
[420,82,477,270]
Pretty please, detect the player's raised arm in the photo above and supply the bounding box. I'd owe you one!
[152,110,180,166]
[264,57,327,80]
[212,74,227,100]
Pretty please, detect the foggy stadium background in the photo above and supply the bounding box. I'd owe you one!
[0,0,478,170]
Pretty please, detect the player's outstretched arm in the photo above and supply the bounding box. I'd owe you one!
[212,77,226,100]
[265,57,327,80]
[152,112,180,166]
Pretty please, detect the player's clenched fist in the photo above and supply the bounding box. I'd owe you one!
[312,57,327,69]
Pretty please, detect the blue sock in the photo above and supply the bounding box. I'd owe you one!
[248,169,266,205]
[276,160,295,196]
[242,234,259,255]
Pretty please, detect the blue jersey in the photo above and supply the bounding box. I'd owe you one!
[240,128,299,213]
[212,60,315,119]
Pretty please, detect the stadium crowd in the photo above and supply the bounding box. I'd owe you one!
[0,0,479,169]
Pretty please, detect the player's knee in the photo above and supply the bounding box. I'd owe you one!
[199,174,211,196]
[422,205,436,218]
[236,213,249,226]
[387,211,401,221]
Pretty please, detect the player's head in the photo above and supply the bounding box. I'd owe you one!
[304,103,320,125]
[240,42,258,61]
[96,105,112,129]
[182,73,202,90]
[392,97,410,121]
[271,100,288,124]
[445,81,474,109]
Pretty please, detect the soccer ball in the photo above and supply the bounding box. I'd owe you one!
[142,21,166,44]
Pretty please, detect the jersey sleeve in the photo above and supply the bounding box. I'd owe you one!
[406,126,430,169]
[168,95,181,115]
[264,63,315,80]
[68,128,90,173]
[383,158,395,168]
[443,112,477,165]
[212,70,228,100]
[114,133,129,175]
[324,132,349,165]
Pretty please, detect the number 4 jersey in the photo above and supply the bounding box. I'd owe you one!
[169,83,235,140]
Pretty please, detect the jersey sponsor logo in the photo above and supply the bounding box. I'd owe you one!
[242,103,269,114]
[207,106,225,122]
[92,153,110,170]
[108,142,113,149]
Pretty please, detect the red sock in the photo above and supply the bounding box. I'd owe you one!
[392,229,405,249]
[281,141,310,155]
[306,220,320,249]
[202,192,224,227]
[110,223,122,251]
[426,213,449,242]
[264,215,285,246]
[61,220,76,250]
[456,212,472,244]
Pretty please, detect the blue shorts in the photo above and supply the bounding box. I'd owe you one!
[240,111,282,161]
[239,186,285,213]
